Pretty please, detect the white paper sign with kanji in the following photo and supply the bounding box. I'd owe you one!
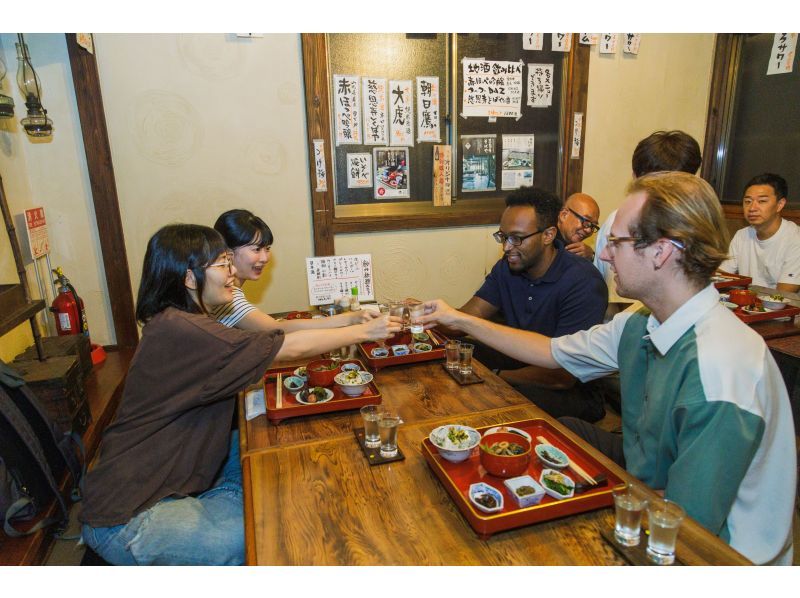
[623,34,641,55]
[527,63,554,108]
[313,139,328,192]
[389,80,414,146]
[305,254,375,306]
[362,77,388,145]
[462,58,523,119]
[579,33,599,45]
[333,75,362,145]
[767,33,797,75]
[416,76,441,142]
[347,153,372,188]
[523,34,544,51]
[571,112,584,159]
[552,34,572,52]
[24,207,50,259]
[600,34,618,54]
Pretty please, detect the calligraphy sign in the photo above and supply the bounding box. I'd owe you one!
[623,34,641,55]
[416,76,441,142]
[527,63,554,108]
[333,74,362,145]
[579,33,599,45]
[462,58,523,118]
[600,34,618,54]
[767,33,797,75]
[362,77,388,145]
[432,144,452,206]
[552,33,572,52]
[389,80,414,146]
[313,139,327,192]
[347,153,372,188]
[523,34,544,51]
[306,254,375,306]
[571,112,583,159]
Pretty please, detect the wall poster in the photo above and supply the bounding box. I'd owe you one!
[373,147,410,199]
[461,134,496,192]
[501,134,534,190]
[461,58,523,119]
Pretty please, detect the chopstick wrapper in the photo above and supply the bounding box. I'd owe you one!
[245,387,266,420]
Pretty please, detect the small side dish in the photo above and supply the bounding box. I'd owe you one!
[296,386,334,405]
[391,344,410,356]
[540,469,575,500]
[370,347,389,358]
[758,294,787,310]
[333,370,374,397]
[534,444,569,470]
[503,475,546,507]
[429,424,481,462]
[293,366,308,380]
[283,375,305,394]
[468,482,504,514]
[412,342,432,353]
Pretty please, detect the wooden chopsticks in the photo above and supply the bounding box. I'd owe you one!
[276,373,283,408]
[536,435,597,485]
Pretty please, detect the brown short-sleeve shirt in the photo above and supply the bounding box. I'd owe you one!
[79,308,283,527]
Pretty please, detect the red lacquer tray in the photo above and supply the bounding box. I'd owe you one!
[734,304,800,324]
[422,418,625,539]
[264,359,381,423]
[712,273,752,290]
[358,329,448,370]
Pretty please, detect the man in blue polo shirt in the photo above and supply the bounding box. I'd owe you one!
[458,186,608,421]
[420,172,795,565]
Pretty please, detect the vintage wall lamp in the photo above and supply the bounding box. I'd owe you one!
[15,33,53,137]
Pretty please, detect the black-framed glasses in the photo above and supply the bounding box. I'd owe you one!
[567,208,600,233]
[493,229,546,246]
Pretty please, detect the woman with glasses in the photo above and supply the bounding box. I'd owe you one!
[212,209,380,333]
[78,224,400,565]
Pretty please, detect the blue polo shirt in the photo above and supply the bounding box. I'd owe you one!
[475,241,608,336]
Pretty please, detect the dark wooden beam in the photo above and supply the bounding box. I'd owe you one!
[561,35,590,199]
[65,34,138,349]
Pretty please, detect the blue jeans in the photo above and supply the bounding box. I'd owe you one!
[81,431,244,565]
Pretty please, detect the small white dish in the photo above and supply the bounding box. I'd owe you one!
[341,362,361,373]
[334,370,374,397]
[534,444,569,470]
[468,482,504,513]
[293,366,308,381]
[718,292,730,302]
[482,426,532,443]
[721,301,737,310]
[429,425,481,463]
[370,347,389,358]
[742,306,770,315]
[503,475,546,507]
[540,469,575,500]
[757,294,787,310]
[295,387,334,405]
[391,344,410,356]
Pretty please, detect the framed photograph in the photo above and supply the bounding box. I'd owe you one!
[373,147,410,199]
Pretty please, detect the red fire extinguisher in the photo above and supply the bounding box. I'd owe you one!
[50,267,90,341]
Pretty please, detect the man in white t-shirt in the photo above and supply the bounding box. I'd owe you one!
[719,173,800,293]
[594,130,703,304]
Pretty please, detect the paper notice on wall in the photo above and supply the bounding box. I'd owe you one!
[24,207,50,258]
[552,34,572,52]
[373,147,410,199]
[432,145,452,206]
[333,75,361,145]
[501,134,534,190]
[416,76,441,142]
[600,34,618,54]
[389,80,414,146]
[571,112,584,159]
[306,254,375,306]
[527,63,554,108]
[362,77,388,145]
[313,139,328,192]
[76,33,94,54]
[461,134,497,192]
[767,33,797,75]
[579,33,599,45]
[462,58,523,119]
[523,34,544,50]
[347,153,372,188]
[623,34,641,55]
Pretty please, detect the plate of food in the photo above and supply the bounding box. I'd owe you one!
[468,482,504,513]
[758,294,788,310]
[540,469,575,500]
[295,386,334,405]
[482,425,532,442]
[742,304,770,314]
[429,424,481,463]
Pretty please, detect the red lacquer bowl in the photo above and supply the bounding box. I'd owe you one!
[306,358,342,387]
[480,432,531,478]
[728,289,756,307]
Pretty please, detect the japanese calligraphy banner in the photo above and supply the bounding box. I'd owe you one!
[571,112,584,159]
[623,34,641,55]
[432,144,452,206]
[579,33,599,45]
[523,34,544,51]
[600,34,618,54]
[416,76,441,142]
[527,63,554,108]
[461,58,523,119]
[767,33,797,75]
[389,80,414,146]
[347,153,372,188]
[333,75,362,145]
[313,139,328,192]
[552,34,572,52]
[362,77,388,145]
[305,254,375,306]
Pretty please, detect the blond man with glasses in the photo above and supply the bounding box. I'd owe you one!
[421,172,795,565]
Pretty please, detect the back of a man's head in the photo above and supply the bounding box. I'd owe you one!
[627,172,728,287]
[743,172,788,200]
[632,130,702,178]
[505,186,561,229]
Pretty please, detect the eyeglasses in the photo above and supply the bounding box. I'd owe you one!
[606,235,686,251]
[492,229,546,246]
[208,256,233,272]
[566,208,600,233]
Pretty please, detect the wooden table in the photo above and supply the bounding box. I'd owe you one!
[239,363,750,566]
[238,358,528,455]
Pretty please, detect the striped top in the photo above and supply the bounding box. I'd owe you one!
[211,286,257,328]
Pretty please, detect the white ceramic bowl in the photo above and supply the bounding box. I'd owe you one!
[721,301,737,310]
[539,468,575,500]
[534,444,569,470]
[503,475,546,507]
[758,294,787,310]
[296,387,334,405]
[468,482,504,513]
[334,370,374,397]
[429,424,481,463]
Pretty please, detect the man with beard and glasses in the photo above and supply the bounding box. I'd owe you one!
[452,186,608,421]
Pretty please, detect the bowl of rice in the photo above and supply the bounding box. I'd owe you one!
[429,424,481,463]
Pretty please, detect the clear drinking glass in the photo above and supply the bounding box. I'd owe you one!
[612,484,649,547]
[378,412,403,458]
[445,340,461,370]
[376,304,390,349]
[646,498,685,565]
[408,301,425,334]
[360,404,385,448]
[458,343,474,375]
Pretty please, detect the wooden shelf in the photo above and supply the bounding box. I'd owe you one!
[0,283,46,337]
[0,348,133,565]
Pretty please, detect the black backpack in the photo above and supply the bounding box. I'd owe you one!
[0,360,83,537]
